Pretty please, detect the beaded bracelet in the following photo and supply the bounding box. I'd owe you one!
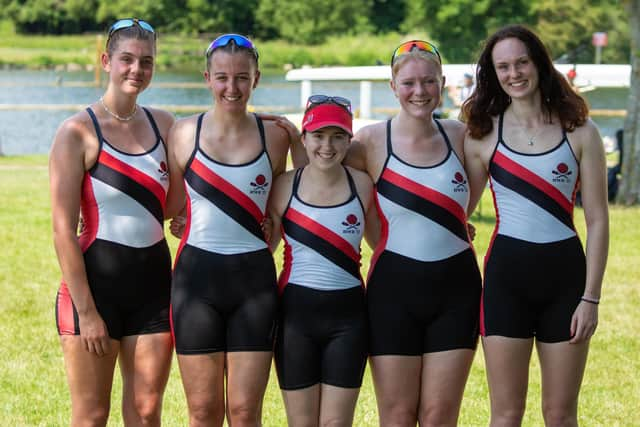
[581,296,600,305]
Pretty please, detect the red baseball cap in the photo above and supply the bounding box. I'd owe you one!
[301,103,353,136]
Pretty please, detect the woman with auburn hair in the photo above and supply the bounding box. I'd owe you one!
[462,24,609,426]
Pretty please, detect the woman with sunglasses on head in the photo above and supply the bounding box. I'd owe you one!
[462,25,608,426]
[344,40,481,426]
[166,34,301,426]
[50,19,174,426]
[268,95,373,427]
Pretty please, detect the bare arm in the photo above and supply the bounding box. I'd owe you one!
[49,118,111,356]
[165,118,192,219]
[463,134,490,217]
[570,121,609,344]
[267,171,295,252]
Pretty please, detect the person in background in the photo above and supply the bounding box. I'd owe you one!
[50,18,174,426]
[462,24,609,427]
[165,33,303,426]
[344,40,482,426]
[269,94,374,427]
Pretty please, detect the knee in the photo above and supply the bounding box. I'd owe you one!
[227,400,260,426]
[131,396,162,425]
[418,402,460,427]
[189,399,225,426]
[542,404,577,427]
[489,407,526,427]
[320,415,352,427]
[379,405,417,427]
[71,405,110,427]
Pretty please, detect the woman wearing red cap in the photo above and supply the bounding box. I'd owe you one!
[165,34,303,426]
[268,95,374,427]
[344,41,481,426]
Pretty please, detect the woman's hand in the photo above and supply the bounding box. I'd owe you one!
[569,301,598,344]
[78,309,111,356]
[170,215,186,239]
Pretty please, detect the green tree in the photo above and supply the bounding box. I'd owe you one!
[170,0,259,35]
[533,0,629,63]
[619,0,640,204]
[401,0,532,63]
[371,0,406,33]
[255,0,373,44]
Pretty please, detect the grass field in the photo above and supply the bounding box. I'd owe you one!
[0,155,638,426]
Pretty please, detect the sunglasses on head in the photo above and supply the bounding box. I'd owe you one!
[391,40,441,65]
[205,34,259,61]
[106,18,155,46]
[306,95,352,114]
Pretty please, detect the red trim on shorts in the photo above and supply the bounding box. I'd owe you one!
[174,189,192,267]
[277,228,293,294]
[56,284,77,335]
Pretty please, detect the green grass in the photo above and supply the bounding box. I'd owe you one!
[1,155,638,426]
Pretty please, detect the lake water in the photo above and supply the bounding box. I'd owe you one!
[0,70,628,155]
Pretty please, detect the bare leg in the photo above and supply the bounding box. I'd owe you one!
[119,333,173,426]
[226,351,272,426]
[418,349,475,427]
[319,384,360,427]
[177,352,226,427]
[370,355,422,427]
[537,340,589,427]
[281,384,321,427]
[483,336,534,427]
[60,335,120,427]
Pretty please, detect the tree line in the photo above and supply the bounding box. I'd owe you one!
[0,0,631,64]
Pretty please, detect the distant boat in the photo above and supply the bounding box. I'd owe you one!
[578,84,597,93]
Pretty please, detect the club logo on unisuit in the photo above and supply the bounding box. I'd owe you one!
[341,214,361,234]
[552,162,573,183]
[157,161,169,180]
[250,174,269,194]
[451,172,467,192]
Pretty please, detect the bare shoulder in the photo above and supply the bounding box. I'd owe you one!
[567,118,603,159]
[52,110,96,154]
[346,166,373,187]
[143,106,175,134]
[438,118,466,152]
[354,120,386,147]
[465,117,498,159]
[170,114,199,141]
[263,119,290,151]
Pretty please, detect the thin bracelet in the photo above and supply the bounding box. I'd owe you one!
[581,296,600,305]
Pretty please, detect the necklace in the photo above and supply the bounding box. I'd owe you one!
[100,97,137,121]
[511,110,544,146]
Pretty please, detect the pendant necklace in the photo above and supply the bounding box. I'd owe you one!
[512,110,543,146]
[100,97,137,121]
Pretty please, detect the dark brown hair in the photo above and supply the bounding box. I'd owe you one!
[462,24,588,139]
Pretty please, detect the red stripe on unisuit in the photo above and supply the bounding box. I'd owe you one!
[99,150,166,211]
[190,157,264,224]
[381,168,467,225]
[493,150,572,215]
[285,208,360,263]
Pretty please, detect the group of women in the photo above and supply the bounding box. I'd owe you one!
[49,17,608,427]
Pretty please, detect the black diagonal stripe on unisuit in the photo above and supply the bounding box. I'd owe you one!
[490,162,574,230]
[91,163,164,225]
[283,217,360,280]
[377,178,468,241]
[186,168,263,240]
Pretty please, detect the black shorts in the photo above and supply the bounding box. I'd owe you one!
[368,249,481,356]
[275,285,367,390]
[171,245,278,354]
[482,235,586,343]
[56,238,172,340]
